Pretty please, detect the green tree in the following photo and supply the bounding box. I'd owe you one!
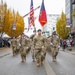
[56,12,70,39]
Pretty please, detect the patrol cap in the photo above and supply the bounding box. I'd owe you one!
[37,29,42,32]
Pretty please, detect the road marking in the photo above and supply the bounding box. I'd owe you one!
[43,59,56,75]
[0,53,11,58]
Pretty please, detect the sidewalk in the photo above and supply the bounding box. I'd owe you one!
[61,46,75,55]
[0,47,12,58]
[67,47,75,55]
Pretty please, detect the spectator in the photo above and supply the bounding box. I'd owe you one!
[63,40,67,51]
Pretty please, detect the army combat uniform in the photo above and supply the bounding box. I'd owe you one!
[30,33,36,62]
[16,37,20,53]
[11,37,17,56]
[51,35,60,62]
[46,36,52,52]
[33,29,46,67]
[20,35,30,62]
[25,37,31,54]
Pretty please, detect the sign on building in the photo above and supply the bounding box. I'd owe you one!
[66,18,70,27]
[12,22,16,30]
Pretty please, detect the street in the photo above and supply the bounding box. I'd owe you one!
[0,48,75,75]
[0,48,47,75]
[47,50,75,75]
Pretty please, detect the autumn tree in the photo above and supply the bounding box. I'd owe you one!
[56,12,70,39]
[3,9,24,37]
[12,11,24,37]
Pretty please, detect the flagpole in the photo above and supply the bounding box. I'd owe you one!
[33,24,36,33]
[42,26,44,32]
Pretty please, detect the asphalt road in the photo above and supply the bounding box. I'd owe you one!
[0,50,47,75]
[47,51,75,75]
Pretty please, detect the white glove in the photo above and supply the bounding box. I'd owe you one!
[26,47,28,49]
[19,44,21,46]
[58,46,60,48]
[50,43,53,45]
[42,46,44,48]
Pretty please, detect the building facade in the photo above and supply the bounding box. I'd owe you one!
[65,0,72,25]
[44,14,60,36]
[66,0,75,41]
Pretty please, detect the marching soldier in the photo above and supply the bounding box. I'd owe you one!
[32,29,47,67]
[20,33,31,62]
[16,37,20,53]
[51,34,60,62]
[20,33,26,62]
[30,30,36,62]
[46,36,52,52]
[11,37,17,56]
[25,36,31,54]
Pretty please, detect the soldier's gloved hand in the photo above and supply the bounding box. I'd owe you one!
[26,47,28,49]
[19,44,21,46]
[50,43,53,45]
[58,46,60,48]
[42,46,44,49]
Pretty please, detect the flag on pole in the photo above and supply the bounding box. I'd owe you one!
[30,0,34,26]
[28,17,31,31]
[39,0,47,27]
[28,17,37,31]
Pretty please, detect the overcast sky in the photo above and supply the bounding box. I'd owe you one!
[3,0,65,35]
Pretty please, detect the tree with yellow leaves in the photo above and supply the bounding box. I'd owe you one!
[3,9,24,37]
[56,12,70,39]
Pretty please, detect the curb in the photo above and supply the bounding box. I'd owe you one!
[0,53,11,58]
[43,59,56,75]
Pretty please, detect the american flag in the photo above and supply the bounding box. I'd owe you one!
[28,17,37,31]
[30,0,34,26]
[28,17,31,31]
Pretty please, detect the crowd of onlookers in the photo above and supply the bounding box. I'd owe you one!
[60,38,75,50]
[0,37,11,48]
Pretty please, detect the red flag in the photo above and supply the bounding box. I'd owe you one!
[39,0,47,26]
[30,0,34,26]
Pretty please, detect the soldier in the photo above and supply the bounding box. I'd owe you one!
[16,36,20,54]
[20,33,26,62]
[11,37,17,56]
[42,31,47,60]
[46,36,52,52]
[51,34,60,62]
[30,30,36,62]
[25,35,31,54]
[33,29,46,67]
[20,33,31,62]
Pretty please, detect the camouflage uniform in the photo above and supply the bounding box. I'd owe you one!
[25,37,31,54]
[33,29,46,66]
[11,37,17,56]
[30,33,36,62]
[51,35,60,61]
[46,36,52,52]
[16,37,20,53]
[20,35,27,62]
